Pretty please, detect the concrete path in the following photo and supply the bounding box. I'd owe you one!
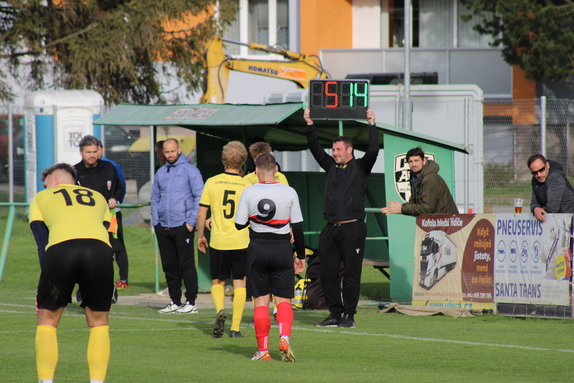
[115,291,235,310]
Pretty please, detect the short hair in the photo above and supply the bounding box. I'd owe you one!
[406,147,425,162]
[527,154,547,167]
[249,141,272,160]
[163,138,179,148]
[222,141,248,170]
[41,163,76,182]
[255,153,276,173]
[79,135,99,150]
[333,135,353,148]
[155,140,165,150]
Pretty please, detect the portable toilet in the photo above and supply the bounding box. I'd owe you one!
[24,90,104,200]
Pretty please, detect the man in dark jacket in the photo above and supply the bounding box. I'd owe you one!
[75,135,124,205]
[381,147,458,216]
[527,154,574,222]
[304,108,378,329]
[74,135,125,296]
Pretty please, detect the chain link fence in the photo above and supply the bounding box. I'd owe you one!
[370,97,483,213]
[2,98,573,215]
[0,114,196,206]
[484,98,574,213]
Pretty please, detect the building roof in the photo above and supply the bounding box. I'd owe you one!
[94,102,470,153]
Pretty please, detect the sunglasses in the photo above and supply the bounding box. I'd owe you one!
[531,165,547,176]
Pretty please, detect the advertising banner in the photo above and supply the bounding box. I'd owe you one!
[412,214,495,310]
[494,214,572,306]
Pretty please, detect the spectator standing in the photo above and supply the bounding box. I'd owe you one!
[98,139,130,288]
[151,138,204,314]
[235,154,306,361]
[155,140,166,173]
[74,135,125,291]
[381,147,458,216]
[303,108,379,328]
[527,154,574,221]
[30,163,114,383]
[197,141,251,338]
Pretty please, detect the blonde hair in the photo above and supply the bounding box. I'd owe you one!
[222,141,248,170]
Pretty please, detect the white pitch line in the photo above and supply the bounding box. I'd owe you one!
[325,329,574,353]
[2,308,574,354]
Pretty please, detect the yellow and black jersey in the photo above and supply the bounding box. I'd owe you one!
[199,172,251,250]
[243,171,289,186]
[29,183,112,250]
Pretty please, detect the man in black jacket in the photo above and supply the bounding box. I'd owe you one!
[303,108,379,328]
[528,154,574,222]
[74,135,125,292]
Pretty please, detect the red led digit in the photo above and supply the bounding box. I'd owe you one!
[325,81,338,108]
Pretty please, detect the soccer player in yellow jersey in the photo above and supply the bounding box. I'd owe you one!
[197,141,251,338]
[29,163,114,383]
[243,141,289,185]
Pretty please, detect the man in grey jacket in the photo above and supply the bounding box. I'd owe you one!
[528,154,574,222]
[151,138,204,313]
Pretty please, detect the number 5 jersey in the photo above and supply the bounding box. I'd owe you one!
[199,172,251,250]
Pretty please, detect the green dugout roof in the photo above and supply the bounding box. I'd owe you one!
[94,102,470,153]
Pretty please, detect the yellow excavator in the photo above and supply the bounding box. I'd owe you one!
[200,36,330,104]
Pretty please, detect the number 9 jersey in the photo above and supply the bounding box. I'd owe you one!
[235,182,303,235]
[29,183,112,250]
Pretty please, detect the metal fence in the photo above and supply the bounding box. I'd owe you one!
[2,98,574,215]
[484,98,574,212]
[369,97,483,214]
[0,105,25,203]
[0,113,197,210]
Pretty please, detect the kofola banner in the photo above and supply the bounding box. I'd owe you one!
[494,214,572,306]
[412,214,495,311]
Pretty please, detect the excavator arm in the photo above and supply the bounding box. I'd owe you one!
[200,36,329,104]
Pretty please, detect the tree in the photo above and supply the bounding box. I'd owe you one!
[460,0,574,84]
[0,0,238,104]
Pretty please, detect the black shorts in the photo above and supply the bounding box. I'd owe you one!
[209,248,247,280]
[246,238,294,299]
[37,239,114,311]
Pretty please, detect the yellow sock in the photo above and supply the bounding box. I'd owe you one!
[36,325,58,381]
[87,326,110,382]
[211,284,225,313]
[231,287,246,332]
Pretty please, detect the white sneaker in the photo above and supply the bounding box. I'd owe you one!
[176,301,198,314]
[158,300,180,314]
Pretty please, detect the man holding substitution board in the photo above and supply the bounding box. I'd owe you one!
[306,78,378,328]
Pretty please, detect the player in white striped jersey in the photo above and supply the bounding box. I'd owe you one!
[235,153,306,362]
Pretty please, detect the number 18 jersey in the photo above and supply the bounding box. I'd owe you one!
[29,183,112,250]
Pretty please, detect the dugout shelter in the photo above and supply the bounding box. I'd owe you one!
[94,102,469,303]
